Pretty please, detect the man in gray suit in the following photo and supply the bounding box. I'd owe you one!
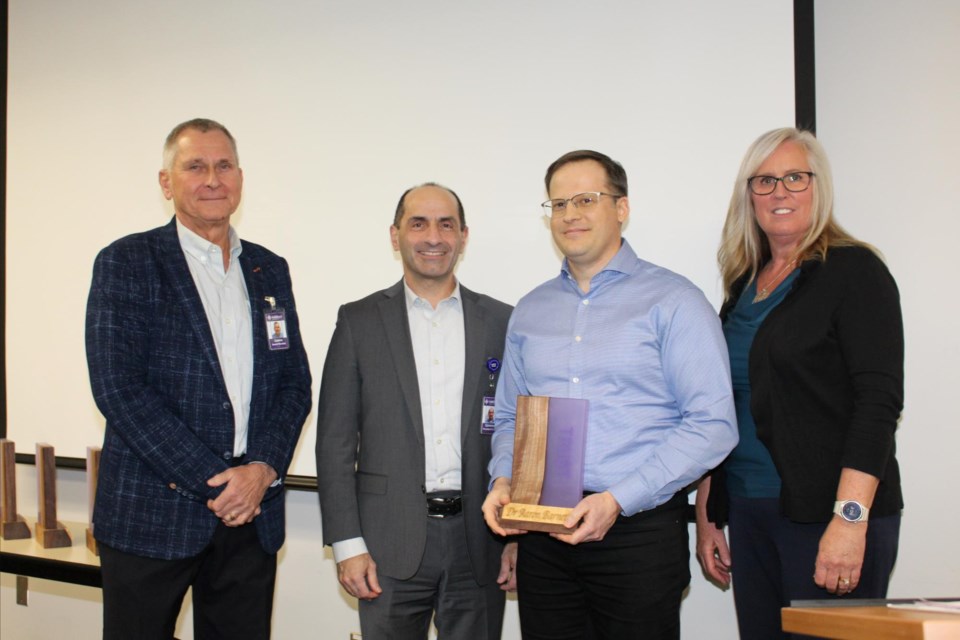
[316,183,515,639]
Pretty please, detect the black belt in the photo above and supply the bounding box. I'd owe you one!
[426,492,462,518]
[583,490,687,519]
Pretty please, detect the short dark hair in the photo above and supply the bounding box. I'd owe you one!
[163,118,238,170]
[544,150,628,197]
[393,182,466,229]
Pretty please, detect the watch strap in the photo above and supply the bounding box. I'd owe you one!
[833,500,870,522]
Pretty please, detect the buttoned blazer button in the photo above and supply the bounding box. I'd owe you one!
[222,402,231,410]
[223,451,232,460]
[168,482,177,490]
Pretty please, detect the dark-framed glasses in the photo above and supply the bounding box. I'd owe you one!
[747,171,815,196]
[541,192,623,216]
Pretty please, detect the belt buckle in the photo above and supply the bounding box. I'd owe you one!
[426,494,462,518]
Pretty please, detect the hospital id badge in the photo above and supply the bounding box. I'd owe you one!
[264,309,289,351]
[481,396,496,435]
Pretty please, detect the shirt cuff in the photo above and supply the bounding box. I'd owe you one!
[246,461,282,488]
[488,460,514,487]
[332,537,369,564]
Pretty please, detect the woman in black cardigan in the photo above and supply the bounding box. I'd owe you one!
[694,128,904,639]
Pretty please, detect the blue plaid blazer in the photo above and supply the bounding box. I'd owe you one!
[85,218,312,560]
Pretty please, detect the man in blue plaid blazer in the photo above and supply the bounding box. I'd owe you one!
[85,118,312,639]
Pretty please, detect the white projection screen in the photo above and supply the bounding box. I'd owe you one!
[6,0,796,476]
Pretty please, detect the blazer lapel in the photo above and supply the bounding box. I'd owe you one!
[379,281,425,446]
[157,219,227,392]
[240,248,267,412]
[460,286,486,448]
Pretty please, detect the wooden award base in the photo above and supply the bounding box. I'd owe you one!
[1,515,31,540]
[501,502,576,534]
[85,528,99,555]
[35,522,72,548]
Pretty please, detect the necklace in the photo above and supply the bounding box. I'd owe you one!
[753,259,797,302]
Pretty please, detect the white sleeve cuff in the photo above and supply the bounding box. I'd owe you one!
[332,537,369,564]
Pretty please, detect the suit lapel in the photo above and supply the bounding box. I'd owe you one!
[460,286,485,448]
[240,247,266,415]
[379,282,425,446]
[157,219,227,392]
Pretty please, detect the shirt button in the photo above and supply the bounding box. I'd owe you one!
[225,318,232,325]
[582,299,589,305]
[436,439,442,445]
[434,400,441,406]
[432,321,439,327]
[433,359,440,365]
[575,336,582,342]
[572,377,580,383]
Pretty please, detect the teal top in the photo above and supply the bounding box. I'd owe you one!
[723,270,798,498]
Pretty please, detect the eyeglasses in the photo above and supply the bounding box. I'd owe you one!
[541,192,623,216]
[747,171,815,196]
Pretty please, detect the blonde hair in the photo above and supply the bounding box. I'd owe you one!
[718,127,874,300]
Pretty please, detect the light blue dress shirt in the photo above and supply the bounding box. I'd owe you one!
[489,240,738,516]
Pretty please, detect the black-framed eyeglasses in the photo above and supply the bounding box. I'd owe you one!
[747,172,815,196]
[541,192,624,216]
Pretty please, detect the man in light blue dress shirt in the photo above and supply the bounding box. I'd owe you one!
[482,150,738,639]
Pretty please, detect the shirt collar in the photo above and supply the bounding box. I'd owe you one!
[402,278,462,312]
[560,238,638,282]
[176,218,242,262]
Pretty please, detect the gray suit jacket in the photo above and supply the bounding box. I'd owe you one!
[316,280,512,581]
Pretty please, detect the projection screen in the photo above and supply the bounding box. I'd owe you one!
[5,0,796,476]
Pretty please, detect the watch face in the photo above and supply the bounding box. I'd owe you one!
[842,501,863,521]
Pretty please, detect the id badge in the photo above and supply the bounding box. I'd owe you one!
[480,396,496,435]
[265,309,289,351]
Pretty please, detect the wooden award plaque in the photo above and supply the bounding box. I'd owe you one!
[500,396,588,534]
[85,446,101,554]
[1,439,31,539]
[35,443,72,548]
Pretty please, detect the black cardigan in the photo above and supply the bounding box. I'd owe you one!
[707,246,904,524]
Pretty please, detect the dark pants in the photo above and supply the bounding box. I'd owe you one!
[99,521,277,640]
[728,495,901,640]
[516,493,690,640]
[358,513,505,640]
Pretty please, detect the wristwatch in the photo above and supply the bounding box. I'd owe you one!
[834,500,869,523]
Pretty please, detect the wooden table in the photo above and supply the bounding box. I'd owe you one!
[782,604,960,639]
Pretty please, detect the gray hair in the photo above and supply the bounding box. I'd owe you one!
[162,118,238,171]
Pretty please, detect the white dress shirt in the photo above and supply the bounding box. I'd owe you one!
[176,219,253,457]
[405,280,466,493]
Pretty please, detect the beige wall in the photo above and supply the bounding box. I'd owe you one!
[815,0,960,598]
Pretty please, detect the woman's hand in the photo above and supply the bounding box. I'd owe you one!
[814,517,867,595]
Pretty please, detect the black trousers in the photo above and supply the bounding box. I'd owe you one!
[99,521,277,640]
[516,493,690,640]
